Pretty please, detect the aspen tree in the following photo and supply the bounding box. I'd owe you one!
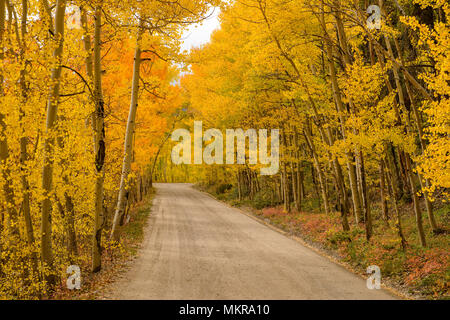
[111,23,143,241]
[0,0,19,238]
[40,0,67,284]
[17,0,39,276]
[91,3,106,272]
[318,1,362,224]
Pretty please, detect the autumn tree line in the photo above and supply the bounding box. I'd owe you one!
[178,0,448,253]
[0,0,220,298]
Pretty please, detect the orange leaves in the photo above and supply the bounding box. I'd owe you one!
[405,248,449,292]
[100,34,181,175]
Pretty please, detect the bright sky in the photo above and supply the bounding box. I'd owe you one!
[180,8,221,53]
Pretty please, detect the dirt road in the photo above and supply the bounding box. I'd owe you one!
[106,183,396,300]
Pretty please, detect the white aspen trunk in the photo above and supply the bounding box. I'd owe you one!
[0,0,5,273]
[380,20,427,246]
[110,28,142,241]
[359,152,372,240]
[392,37,439,233]
[91,4,106,273]
[384,158,407,250]
[81,5,106,271]
[379,160,389,223]
[405,155,427,247]
[40,0,66,285]
[0,0,19,240]
[303,129,330,215]
[0,0,12,205]
[323,1,362,225]
[17,0,39,277]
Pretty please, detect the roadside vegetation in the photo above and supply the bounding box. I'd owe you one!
[52,189,155,300]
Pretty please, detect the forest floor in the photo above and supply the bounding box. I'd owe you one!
[198,184,449,300]
[51,189,155,300]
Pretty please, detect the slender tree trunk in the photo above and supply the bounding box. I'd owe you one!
[393,38,440,233]
[382,30,428,246]
[319,8,362,224]
[287,132,298,211]
[110,27,142,241]
[91,4,105,272]
[299,170,305,201]
[150,128,174,187]
[405,154,427,247]
[56,129,77,259]
[379,160,389,224]
[280,130,289,212]
[333,158,351,232]
[303,129,330,215]
[40,0,66,285]
[294,129,303,211]
[385,159,407,250]
[310,165,320,206]
[332,1,368,228]
[237,170,242,201]
[0,3,5,256]
[64,191,77,257]
[0,0,20,240]
[359,152,372,240]
[283,161,290,212]
[308,1,353,232]
[386,144,402,200]
[20,0,41,283]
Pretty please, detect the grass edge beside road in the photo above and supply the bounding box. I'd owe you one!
[52,189,156,300]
